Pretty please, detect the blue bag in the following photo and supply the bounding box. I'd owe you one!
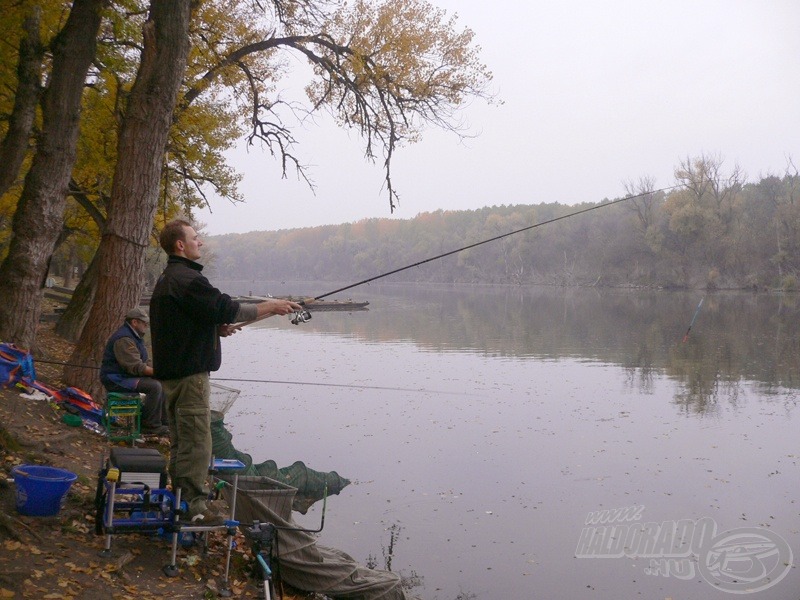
[0,343,36,388]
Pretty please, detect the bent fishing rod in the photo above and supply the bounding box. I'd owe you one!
[272,184,682,323]
[40,189,676,391]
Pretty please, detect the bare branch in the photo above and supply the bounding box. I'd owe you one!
[180,0,494,214]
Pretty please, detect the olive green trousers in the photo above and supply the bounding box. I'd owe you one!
[162,372,212,518]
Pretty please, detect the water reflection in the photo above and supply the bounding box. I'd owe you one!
[229,283,800,412]
[214,283,800,599]
[365,522,425,595]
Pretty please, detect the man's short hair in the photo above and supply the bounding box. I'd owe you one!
[159,219,192,254]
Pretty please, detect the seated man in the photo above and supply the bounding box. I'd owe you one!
[100,307,168,436]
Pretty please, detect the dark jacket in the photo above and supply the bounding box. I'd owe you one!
[149,255,240,380]
[100,322,148,387]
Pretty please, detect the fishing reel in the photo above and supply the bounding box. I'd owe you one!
[290,309,312,325]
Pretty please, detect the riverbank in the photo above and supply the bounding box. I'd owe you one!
[0,323,313,599]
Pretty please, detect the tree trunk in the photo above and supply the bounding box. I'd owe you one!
[0,0,103,351]
[55,247,101,342]
[65,0,192,397]
[61,244,77,290]
[0,7,43,197]
[55,180,108,342]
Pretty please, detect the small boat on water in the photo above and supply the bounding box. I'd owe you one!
[43,286,369,312]
[232,295,369,312]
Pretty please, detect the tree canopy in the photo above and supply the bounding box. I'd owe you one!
[0,0,494,397]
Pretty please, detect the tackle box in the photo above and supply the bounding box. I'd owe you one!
[109,447,168,489]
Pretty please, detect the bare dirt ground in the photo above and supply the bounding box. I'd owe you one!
[0,323,312,600]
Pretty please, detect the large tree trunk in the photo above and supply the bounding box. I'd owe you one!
[0,7,43,197]
[0,0,103,351]
[65,0,192,397]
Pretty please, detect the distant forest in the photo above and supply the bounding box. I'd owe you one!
[204,158,800,291]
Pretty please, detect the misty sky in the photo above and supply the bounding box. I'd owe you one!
[198,0,800,235]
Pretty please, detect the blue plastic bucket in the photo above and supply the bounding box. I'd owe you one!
[11,465,78,516]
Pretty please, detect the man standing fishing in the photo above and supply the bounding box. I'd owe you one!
[149,219,302,525]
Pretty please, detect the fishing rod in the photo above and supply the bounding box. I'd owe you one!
[276,184,682,322]
[40,186,676,395]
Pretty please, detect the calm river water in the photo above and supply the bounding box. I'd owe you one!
[211,283,800,600]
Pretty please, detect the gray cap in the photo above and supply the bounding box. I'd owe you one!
[125,307,149,323]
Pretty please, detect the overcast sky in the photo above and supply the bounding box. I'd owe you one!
[198,0,800,235]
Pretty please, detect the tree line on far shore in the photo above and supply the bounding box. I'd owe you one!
[205,155,800,291]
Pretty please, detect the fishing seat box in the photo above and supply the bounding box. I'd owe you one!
[109,447,167,489]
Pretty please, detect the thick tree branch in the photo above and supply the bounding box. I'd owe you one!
[0,8,44,197]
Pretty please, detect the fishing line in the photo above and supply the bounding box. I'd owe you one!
[36,358,99,370]
[210,376,475,395]
[33,358,464,394]
[306,185,682,302]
